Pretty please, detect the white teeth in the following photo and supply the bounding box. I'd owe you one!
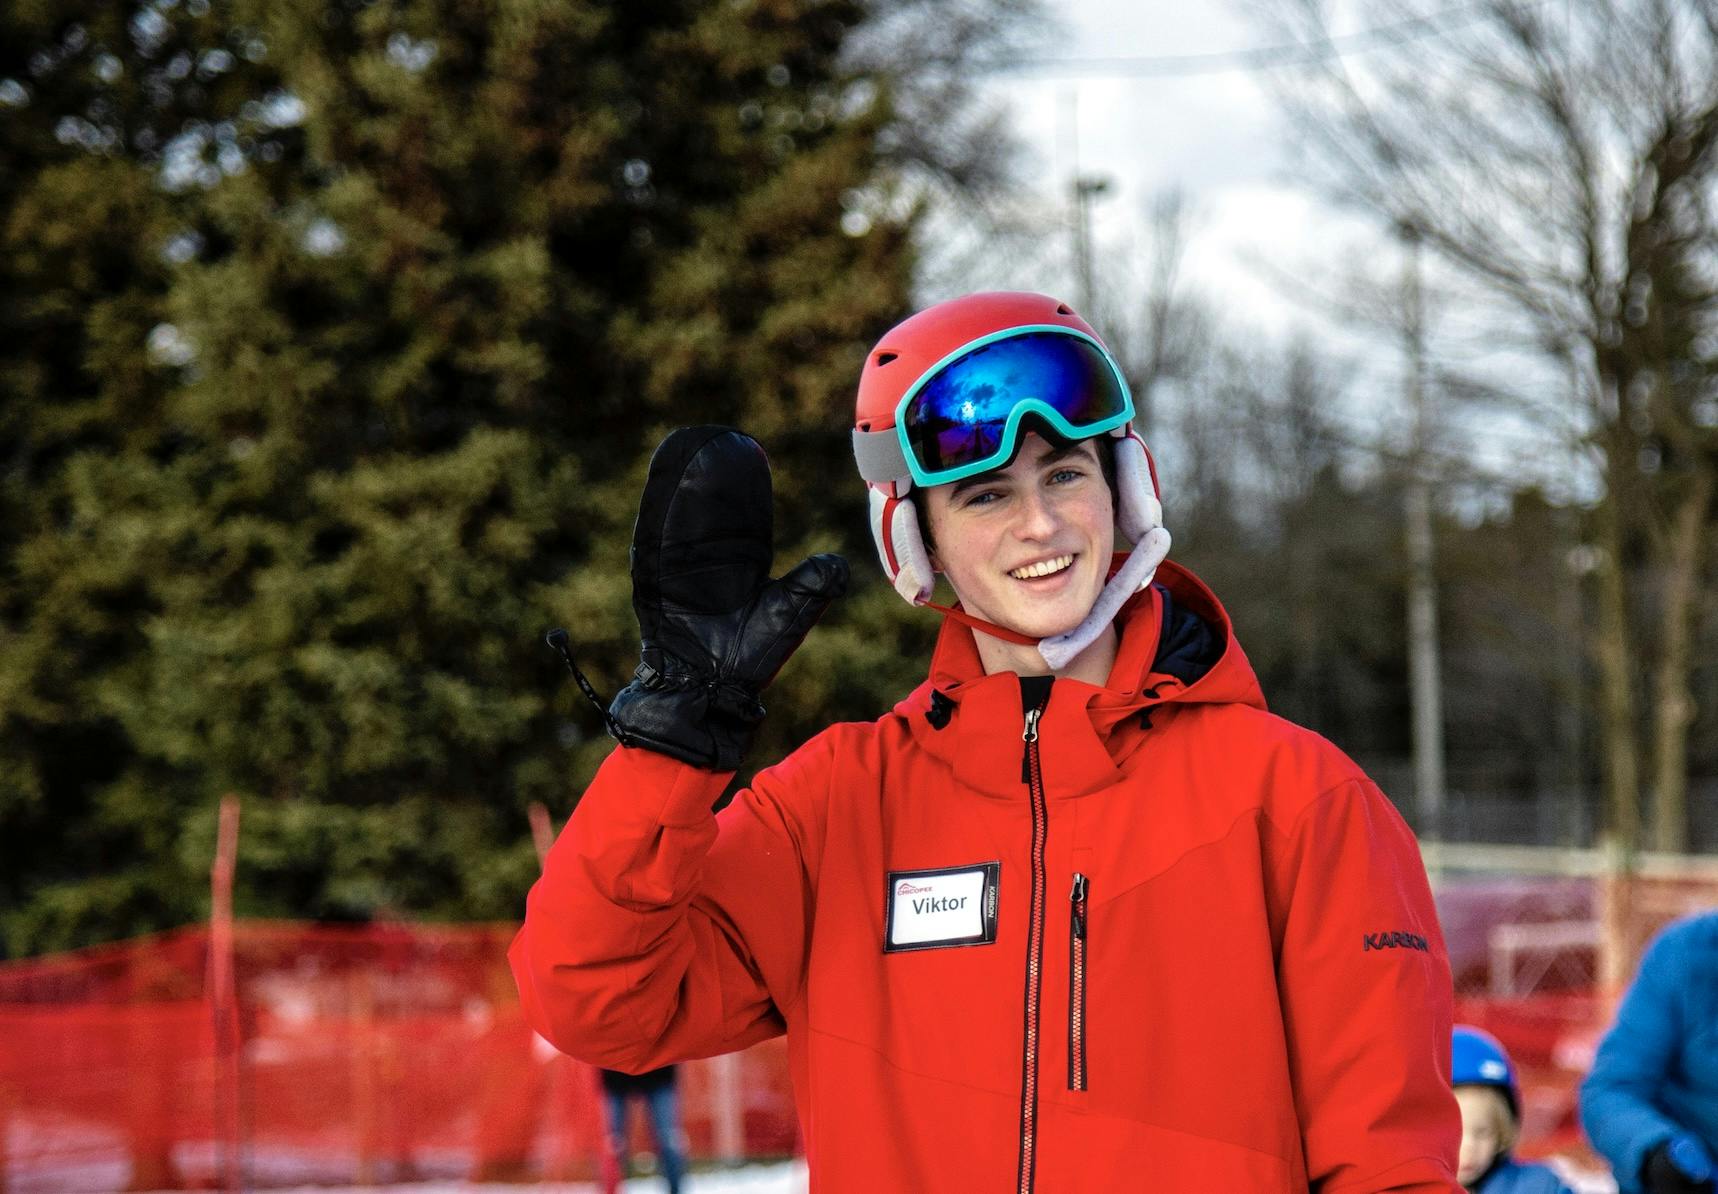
[1010,554,1074,580]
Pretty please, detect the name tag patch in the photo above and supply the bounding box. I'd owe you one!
[884,862,1000,953]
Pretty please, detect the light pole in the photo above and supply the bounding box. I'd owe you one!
[1071,174,1111,316]
[1399,222,1447,845]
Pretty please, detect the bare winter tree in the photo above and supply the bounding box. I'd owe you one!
[842,0,1052,293]
[1250,0,1718,852]
[1101,188,1221,430]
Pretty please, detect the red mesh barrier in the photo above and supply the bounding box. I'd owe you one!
[7,871,1710,1189]
[0,922,798,1191]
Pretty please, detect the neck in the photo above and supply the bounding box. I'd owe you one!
[1464,1152,1509,1192]
[973,622,1119,686]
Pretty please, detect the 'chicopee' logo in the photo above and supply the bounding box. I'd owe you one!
[897,881,933,895]
[1363,930,1429,953]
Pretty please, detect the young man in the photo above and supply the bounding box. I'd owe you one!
[511,292,1460,1191]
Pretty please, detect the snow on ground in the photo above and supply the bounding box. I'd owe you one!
[119,1156,1623,1194]
[1549,1156,1619,1194]
[134,1161,811,1194]
[133,1156,1617,1194]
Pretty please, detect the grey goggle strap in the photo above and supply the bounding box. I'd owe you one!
[852,425,910,486]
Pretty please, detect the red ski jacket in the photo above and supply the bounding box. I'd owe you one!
[511,561,1460,1192]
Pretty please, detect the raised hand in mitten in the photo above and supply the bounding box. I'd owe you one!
[596,426,847,771]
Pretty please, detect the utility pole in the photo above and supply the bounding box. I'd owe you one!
[1072,175,1111,316]
[1400,223,1447,844]
[1063,87,1110,316]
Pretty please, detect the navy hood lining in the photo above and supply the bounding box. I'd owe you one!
[1152,582,1222,687]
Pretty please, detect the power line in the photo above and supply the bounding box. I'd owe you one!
[990,3,1507,79]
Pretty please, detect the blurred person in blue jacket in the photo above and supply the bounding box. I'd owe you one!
[1581,912,1718,1194]
[1453,1026,1574,1193]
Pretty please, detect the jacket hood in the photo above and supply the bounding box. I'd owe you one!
[891,558,1266,796]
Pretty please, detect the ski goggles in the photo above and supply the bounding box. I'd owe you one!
[891,327,1133,488]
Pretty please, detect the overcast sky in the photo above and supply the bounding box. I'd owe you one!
[959,0,1583,504]
[976,0,1340,333]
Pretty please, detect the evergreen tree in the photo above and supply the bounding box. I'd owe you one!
[0,2,279,951]
[1,0,1020,953]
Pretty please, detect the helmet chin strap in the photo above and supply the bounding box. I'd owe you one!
[921,601,1041,646]
[923,527,1173,672]
[1039,528,1170,671]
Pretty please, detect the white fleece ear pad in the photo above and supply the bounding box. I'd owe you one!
[869,486,936,604]
[1114,433,1163,544]
[888,496,935,604]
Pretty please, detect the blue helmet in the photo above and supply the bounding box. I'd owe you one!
[1452,1025,1520,1118]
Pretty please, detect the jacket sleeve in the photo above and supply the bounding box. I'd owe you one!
[1578,922,1691,1194]
[508,735,832,1072]
[1270,778,1462,1193]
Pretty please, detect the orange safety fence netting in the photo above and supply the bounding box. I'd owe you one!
[5,871,1714,1190]
[0,922,797,1191]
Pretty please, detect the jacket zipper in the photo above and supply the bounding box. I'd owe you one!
[1016,701,1047,1194]
[1068,872,1088,1092]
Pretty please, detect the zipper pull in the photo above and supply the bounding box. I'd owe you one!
[1070,872,1088,938]
[1020,705,1042,783]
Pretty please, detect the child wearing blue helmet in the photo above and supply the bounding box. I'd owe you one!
[1453,1026,1574,1193]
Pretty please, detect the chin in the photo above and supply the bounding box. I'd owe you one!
[1003,603,1090,642]
[1033,587,1106,639]
[968,571,1105,643]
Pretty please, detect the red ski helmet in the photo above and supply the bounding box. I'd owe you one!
[851,292,1164,613]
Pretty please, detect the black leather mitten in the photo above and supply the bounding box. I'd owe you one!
[602,426,848,771]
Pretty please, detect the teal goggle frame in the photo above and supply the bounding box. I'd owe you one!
[893,326,1134,488]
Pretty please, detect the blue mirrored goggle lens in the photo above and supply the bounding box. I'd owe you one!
[901,332,1129,479]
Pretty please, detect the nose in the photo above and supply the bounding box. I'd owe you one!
[1013,485,1059,542]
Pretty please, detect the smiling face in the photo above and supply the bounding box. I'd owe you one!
[922,431,1116,669]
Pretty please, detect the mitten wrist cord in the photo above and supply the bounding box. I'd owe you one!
[546,628,633,747]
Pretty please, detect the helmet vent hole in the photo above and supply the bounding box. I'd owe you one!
[875,352,897,366]
[1056,304,1072,315]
